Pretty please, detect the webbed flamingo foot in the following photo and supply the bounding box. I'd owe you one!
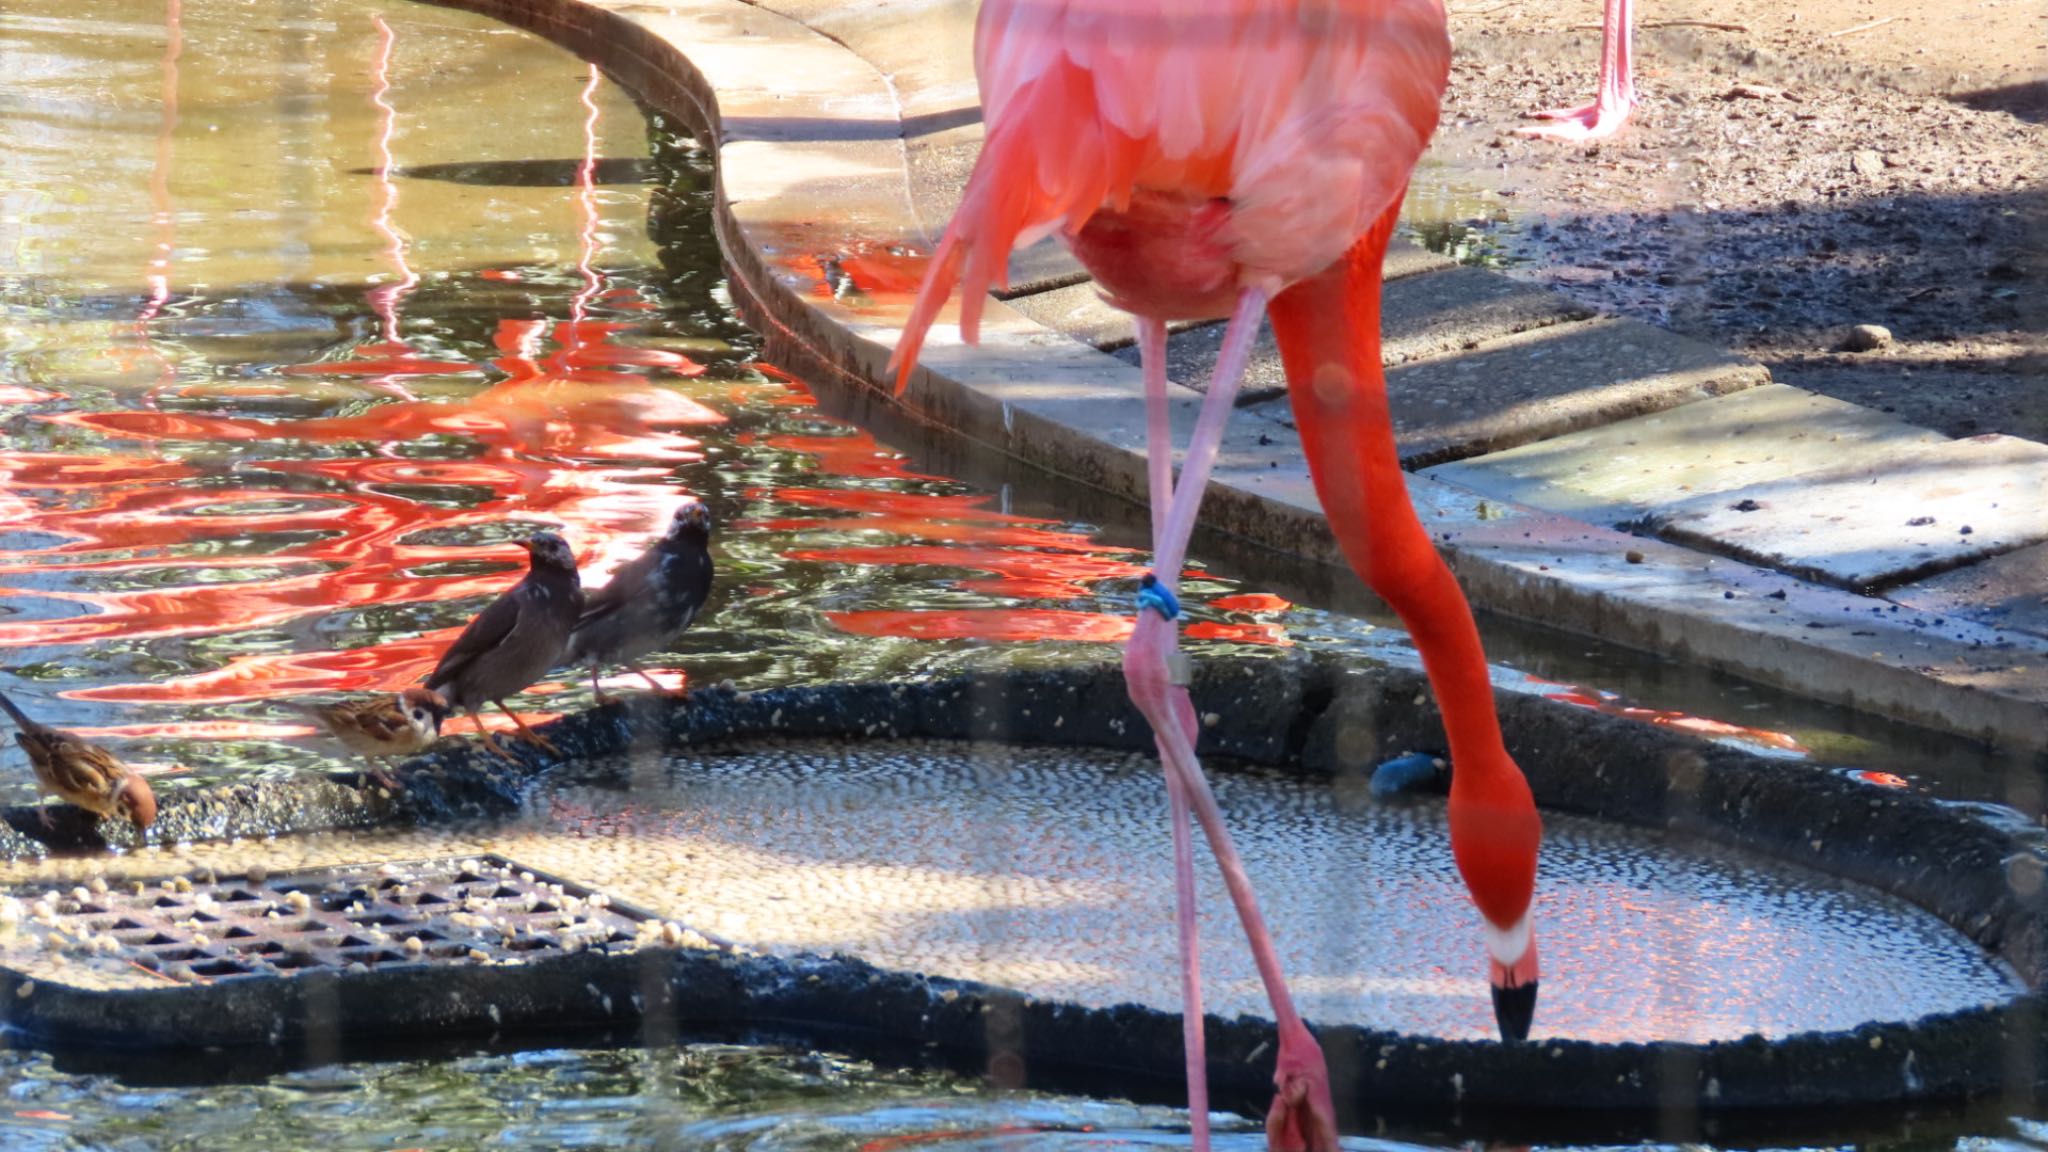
[1265,1022,1339,1152]
[1517,95,1635,141]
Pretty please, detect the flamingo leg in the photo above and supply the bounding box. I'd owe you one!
[1137,316,1211,1151]
[1519,0,1637,141]
[1124,290,1337,1152]
[491,700,558,754]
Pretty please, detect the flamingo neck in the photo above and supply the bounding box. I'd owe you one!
[1266,224,1521,799]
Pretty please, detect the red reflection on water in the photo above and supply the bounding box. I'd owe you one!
[10,340,719,680]
[442,709,559,736]
[769,235,932,310]
[828,609,1133,643]
[787,545,1144,600]
[1211,592,1291,613]
[69,721,310,742]
[68,627,470,704]
[858,1127,1053,1152]
[1184,620,1290,645]
[1541,688,1807,754]
[764,424,1280,646]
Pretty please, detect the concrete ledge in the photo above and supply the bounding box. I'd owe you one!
[413,0,2048,757]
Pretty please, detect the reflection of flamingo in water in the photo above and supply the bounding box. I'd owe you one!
[1518,0,1637,141]
[278,13,474,395]
[890,1,1542,1147]
[120,0,182,407]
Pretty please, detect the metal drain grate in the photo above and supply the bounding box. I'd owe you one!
[6,856,667,983]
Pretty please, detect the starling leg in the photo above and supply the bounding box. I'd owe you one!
[590,663,615,707]
[465,706,513,759]
[493,700,559,754]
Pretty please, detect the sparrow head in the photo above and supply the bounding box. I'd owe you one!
[519,531,577,572]
[114,773,158,831]
[398,687,449,737]
[666,500,713,544]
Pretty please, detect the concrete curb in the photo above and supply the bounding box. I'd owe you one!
[420,0,2048,754]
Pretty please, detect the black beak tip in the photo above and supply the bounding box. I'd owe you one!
[1492,980,1538,1043]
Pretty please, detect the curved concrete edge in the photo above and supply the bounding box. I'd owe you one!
[5,661,2048,1123]
[408,0,2048,757]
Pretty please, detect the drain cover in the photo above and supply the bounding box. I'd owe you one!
[6,856,671,983]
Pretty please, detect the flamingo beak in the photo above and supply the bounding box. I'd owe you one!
[1491,980,1537,1042]
[1487,924,1540,1042]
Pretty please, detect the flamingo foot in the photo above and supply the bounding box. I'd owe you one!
[1264,1023,1339,1152]
[1516,95,1636,141]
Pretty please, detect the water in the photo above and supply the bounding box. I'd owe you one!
[0,0,2044,1145]
[0,1040,1228,1150]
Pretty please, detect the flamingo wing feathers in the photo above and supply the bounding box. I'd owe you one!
[889,0,1451,392]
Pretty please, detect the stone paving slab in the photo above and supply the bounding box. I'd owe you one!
[1423,383,1955,527]
[1890,543,2048,642]
[1107,263,1596,405]
[1210,317,1767,470]
[1645,434,2048,590]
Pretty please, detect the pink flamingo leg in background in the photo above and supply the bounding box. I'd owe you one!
[1519,0,1637,140]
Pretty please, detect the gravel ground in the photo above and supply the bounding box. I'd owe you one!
[1430,6,2046,440]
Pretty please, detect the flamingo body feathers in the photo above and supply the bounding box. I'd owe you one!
[890,0,1453,391]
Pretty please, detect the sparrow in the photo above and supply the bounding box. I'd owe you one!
[566,500,714,704]
[0,690,158,835]
[423,531,583,758]
[291,687,450,790]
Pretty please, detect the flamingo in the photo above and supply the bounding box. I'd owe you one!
[1519,0,1637,140]
[888,0,1542,1146]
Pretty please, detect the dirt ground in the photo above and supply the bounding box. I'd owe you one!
[1435,0,2046,441]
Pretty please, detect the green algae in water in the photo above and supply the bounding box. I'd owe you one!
[0,1041,1253,1151]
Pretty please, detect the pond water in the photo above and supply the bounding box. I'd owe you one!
[1,0,2045,1146]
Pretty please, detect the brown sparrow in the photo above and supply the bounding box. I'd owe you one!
[566,501,714,703]
[424,531,582,758]
[291,687,449,789]
[0,690,158,834]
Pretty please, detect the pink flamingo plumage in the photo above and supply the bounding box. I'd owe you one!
[1519,0,1637,140]
[890,1,1542,1146]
